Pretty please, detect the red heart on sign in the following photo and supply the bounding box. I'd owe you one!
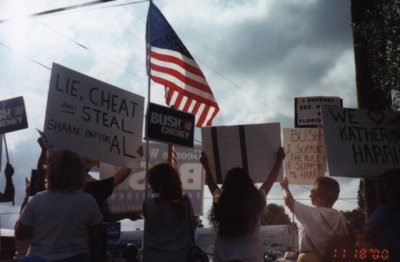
[368,110,385,125]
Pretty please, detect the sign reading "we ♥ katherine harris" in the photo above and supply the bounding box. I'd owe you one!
[321,107,400,178]
[44,63,145,169]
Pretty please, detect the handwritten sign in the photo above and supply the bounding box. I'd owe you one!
[44,63,144,169]
[146,103,194,147]
[101,143,204,215]
[0,96,28,134]
[201,123,282,184]
[295,96,342,127]
[283,128,327,185]
[321,107,400,177]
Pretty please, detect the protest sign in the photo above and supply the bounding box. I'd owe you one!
[146,103,194,147]
[100,142,204,215]
[0,96,28,134]
[44,63,144,169]
[295,96,342,127]
[201,123,282,184]
[321,107,400,177]
[283,128,327,185]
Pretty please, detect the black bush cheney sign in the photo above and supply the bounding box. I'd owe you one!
[321,107,400,177]
[147,103,194,148]
[44,63,144,169]
[0,96,28,134]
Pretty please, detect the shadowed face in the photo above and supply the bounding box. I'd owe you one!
[310,183,322,206]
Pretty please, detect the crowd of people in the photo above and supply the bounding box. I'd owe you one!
[1,139,399,262]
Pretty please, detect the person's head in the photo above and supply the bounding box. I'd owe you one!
[46,149,85,192]
[148,163,182,201]
[310,176,340,208]
[209,167,266,237]
[222,167,255,193]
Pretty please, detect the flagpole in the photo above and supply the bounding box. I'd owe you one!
[144,0,152,200]
[3,134,9,163]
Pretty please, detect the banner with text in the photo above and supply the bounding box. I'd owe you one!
[283,128,327,185]
[146,103,194,148]
[0,96,28,134]
[295,96,342,127]
[321,107,400,177]
[44,63,144,169]
[201,123,282,184]
[100,142,204,215]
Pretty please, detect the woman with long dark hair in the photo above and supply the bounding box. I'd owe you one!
[142,163,196,262]
[200,147,285,262]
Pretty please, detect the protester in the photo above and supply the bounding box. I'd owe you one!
[280,176,348,262]
[200,147,285,262]
[13,178,32,261]
[82,146,144,222]
[362,169,400,262]
[141,163,196,262]
[15,149,104,262]
[0,162,15,205]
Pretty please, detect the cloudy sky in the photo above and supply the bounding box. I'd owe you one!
[0,0,360,229]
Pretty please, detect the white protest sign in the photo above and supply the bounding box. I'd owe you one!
[295,96,342,127]
[44,63,144,168]
[100,143,204,215]
[321,107,400,177]
[201,123,282,184]
[283,128,327,185]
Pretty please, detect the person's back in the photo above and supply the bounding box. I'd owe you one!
[142,196,193,261]
[142,163,195,262]
[201,148,286,262]
[15,149,104,262]
[363,169,400,262]
[210,169,266,262]
[22,191,101,260]
[281,176,349,262]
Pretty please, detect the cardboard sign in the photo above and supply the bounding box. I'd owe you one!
[295,96,342,127]
[321,107,400,177]
[101,142,204,215]
[283,128,327,185]
[0,96,28,134]
[201,123,282,184]
[146,103,194,148]
[44,63,144,169]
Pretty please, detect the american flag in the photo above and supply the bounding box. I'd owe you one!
[146,2,220,127]
[167,144,178,170]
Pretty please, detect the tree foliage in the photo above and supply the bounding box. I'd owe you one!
[352,0,400,109]
[261,203,292,225]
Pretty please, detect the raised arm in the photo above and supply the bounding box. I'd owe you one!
[20,178,31,215]
[113,167,132,187]
[280,177,294,212]
[199,152,219,194]
[260,147,285,194]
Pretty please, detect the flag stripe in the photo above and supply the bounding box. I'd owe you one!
[150,62,212,96]
[150,48,205,79]
[150,75,219,108]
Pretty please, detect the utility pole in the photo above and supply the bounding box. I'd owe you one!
[351,0,391,218]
